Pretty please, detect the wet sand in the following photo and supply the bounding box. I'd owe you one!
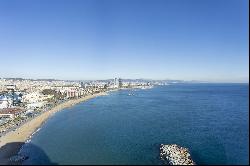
[0,92,108,165]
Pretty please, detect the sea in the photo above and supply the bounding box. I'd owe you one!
[19,83,249,165]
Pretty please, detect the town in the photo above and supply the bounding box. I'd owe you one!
[0,78,158,137]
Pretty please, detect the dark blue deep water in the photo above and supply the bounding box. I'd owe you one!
[20,84,249,165]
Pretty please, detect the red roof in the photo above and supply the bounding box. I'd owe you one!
[0,108,24,114]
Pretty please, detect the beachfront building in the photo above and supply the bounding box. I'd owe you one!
[121,82,131,88]
[114,78,119,88]
[0,108,25,119]
[51,86,83,99]
[66,90,78,98]
[22,91,53,103]
[118,78,122,88]
[63,87,79,98]
[26,101,48,109]
[113,78,122,89]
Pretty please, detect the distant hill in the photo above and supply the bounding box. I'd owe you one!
[1,77,206,84]
[2,78,60,82]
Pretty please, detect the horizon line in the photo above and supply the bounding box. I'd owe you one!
[0,77,249,84]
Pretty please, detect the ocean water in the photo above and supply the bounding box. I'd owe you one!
[19,84,249,165]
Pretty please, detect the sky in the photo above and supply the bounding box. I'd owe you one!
[0,0,249,82]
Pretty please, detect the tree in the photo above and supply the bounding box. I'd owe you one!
[41,89,65,100]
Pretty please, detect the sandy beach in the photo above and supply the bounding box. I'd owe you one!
[0,92,108,165]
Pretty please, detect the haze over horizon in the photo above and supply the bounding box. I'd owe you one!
[0,0,249,83]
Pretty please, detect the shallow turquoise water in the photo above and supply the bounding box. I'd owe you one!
[20,84,249,165]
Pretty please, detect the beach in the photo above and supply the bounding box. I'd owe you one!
[0,92,108,165]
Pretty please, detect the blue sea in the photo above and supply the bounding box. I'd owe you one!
[19,84,249,165]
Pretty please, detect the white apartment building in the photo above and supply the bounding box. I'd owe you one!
[0,96,13,109]
[22,92,53,103]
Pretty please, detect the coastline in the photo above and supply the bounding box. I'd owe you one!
[0,91,108,165]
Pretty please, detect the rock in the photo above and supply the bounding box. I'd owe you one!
[160,144,195,165]
[9,154,29,162]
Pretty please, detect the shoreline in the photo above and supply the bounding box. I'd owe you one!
[0,91,108,165]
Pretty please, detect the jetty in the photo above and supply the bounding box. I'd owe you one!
[160,144,195,165]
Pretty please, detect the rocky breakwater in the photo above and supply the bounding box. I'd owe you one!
[9,154,29,163]
[160,144,195,165]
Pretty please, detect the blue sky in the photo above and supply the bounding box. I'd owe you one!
[0,0,248,82]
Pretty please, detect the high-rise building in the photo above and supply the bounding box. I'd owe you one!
[114,78,118,88]
[114,78,122,88]
[118,78,122,88]
[80,82,84,88]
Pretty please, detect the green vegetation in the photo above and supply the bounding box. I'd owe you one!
[41,89,66,101]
